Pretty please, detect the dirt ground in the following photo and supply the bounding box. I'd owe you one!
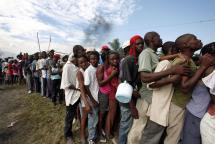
[0,85,114,144]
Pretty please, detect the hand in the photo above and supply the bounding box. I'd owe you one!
[170,75,181,85]
[131,107,139,119]
[84,105,91,113]
[92,100,99,107]
[171,65,191,76]
[111,69,118,77]
[132,91,140,98]
[200,54,214,68]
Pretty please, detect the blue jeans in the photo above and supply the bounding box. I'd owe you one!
[88,104,99,141]
[119,103,133,144]
[182,110,201,144]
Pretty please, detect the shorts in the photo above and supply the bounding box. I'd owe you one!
[98,90,109,113]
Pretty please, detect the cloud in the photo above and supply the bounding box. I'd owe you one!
[0,0,137,54]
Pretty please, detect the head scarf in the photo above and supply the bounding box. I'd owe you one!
[129,35,143,57]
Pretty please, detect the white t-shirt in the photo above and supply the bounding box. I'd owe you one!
[38,58,47,78]
[84,65,99,103]
[60,62,80,106]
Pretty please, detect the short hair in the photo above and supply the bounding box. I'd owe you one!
[108,50,120,58]
[201,42,215,55]
[76,54,88,61]
[162,41,176,55]
[175,34,195,50]
[144,31,160,47]
[89,51,100,59]
[73,45,84,57]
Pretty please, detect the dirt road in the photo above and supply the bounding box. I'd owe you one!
[0,85,26,144]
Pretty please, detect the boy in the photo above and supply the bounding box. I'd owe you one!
[141,34,213,144]
[84,51,100,144]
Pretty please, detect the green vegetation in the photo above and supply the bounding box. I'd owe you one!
[0,86,113,144]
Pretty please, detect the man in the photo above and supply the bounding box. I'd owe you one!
[60,45,86,144]
[119,36,143,144]
[141,33,213,144]
[128,32,190,144]
[46,49,55,98]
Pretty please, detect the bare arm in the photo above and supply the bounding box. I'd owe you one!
[159,54,178,61]
[149,75,181,88]
[181,54,214,93]
[181,66,207,93]
[85,85,98,107]
[96,65,117,86]
[140,64,190,83]
[77,71,90,111]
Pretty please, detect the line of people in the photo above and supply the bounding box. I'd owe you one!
[60,32,215,144]
[1,31,215,144]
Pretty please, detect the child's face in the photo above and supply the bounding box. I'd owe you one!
[89,54,99,67]
[78,57,88,70]
[108,53,119,67]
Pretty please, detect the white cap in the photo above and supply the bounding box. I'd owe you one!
[122,40,130,49]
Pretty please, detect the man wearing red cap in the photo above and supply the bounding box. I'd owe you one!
[119,35,144,144]
[99,45,110,64]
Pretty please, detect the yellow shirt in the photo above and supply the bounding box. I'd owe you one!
[171,57,197,108]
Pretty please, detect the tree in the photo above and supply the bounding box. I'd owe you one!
[108,38,121,51]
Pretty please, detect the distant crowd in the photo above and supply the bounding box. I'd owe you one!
[0,31,215,144]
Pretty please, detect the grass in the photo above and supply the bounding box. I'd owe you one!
[0,85,113,144]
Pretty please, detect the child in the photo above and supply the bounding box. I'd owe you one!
[105,51,120,139]
[76,55,91,144]
[96,50,112,143]
[84,51,100,144]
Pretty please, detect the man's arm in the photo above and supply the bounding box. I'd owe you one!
[140,64,190,83]
[181,54,213,93]
[149,75,181,88]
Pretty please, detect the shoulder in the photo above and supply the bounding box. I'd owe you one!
[205,66,215,76]
[172,57,186,65]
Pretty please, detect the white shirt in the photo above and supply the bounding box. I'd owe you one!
[84,64,99,102]
[60,61,80,106]
[37,58,47,78]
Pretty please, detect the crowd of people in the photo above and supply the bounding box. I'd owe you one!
[0,31,215,144]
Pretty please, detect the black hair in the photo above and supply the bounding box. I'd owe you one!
[73,45,84,57]
[162,41,175,55]
[89,51,100,59]
[76,54,88,61]
[62,55,69,62]
[144,31,159,47]
[108,50,119,56]
[201,42,215,55]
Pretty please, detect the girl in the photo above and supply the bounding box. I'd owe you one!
[76,55,91,144]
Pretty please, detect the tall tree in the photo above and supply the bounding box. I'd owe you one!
[108,38,121,51]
